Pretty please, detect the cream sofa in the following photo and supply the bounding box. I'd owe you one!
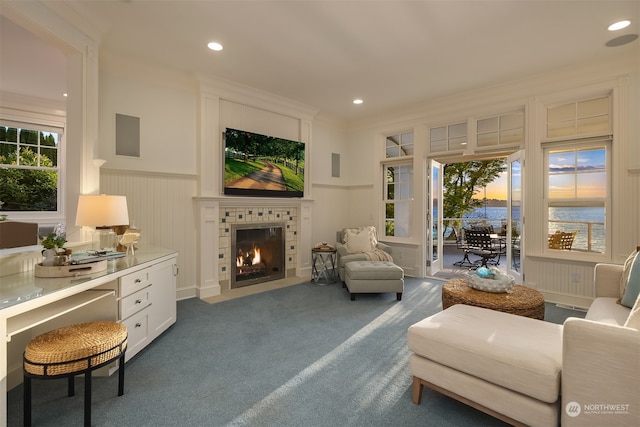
[408,257,640,427]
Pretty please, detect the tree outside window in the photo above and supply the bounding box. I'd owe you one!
[0,125,60,212]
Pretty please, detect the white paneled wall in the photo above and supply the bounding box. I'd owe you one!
[101,170,198,298]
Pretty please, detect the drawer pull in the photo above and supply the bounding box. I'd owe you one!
[135,299,142,304]
[135,279,142,283]
[135,323,142,328]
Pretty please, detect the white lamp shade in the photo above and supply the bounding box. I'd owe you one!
[75,195,130,227]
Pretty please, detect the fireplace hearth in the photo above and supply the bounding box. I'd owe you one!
[231,222,285,288]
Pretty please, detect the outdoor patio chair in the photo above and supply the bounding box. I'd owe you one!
[548,231,577,250]
[452,228,475,268]
[464,228,500,269]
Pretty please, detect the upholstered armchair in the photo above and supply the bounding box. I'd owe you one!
[335,226,393,281]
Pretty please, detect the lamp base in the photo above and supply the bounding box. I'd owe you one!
[93,227,117,252]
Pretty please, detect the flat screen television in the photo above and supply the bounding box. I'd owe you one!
[223,128,305,198]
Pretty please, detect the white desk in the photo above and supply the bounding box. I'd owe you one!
[0,246,177,426]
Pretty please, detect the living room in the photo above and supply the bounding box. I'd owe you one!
[0,1,639,425]
[1,1,638,306]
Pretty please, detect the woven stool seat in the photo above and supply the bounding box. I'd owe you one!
[23,321,127,426]
[25,321,127,377]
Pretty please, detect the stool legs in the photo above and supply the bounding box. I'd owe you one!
[118,353,125,396]
[23,356,126,427]
[23,376,31,427]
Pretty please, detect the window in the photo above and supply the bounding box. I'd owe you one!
[430,122,466,153]
[543,94,610,254]
[383,132,414,238]
[477,111,524,148]
[386,132,414,158]
[384,163,413,237]
[0,120,62,213]
[545,142,609,253]
[546,96,610,139]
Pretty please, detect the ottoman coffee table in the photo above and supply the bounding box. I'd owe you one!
[442,278,545,320]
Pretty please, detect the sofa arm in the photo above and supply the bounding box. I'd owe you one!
[594,263,623,298]
[335,242,349,257]
[377,242,392,255]
[562,318,640,426]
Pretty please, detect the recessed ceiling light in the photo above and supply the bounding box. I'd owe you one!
[608,20,631,31]
[207,42,223,51]
[63,93,68,97]
[353,99,363,105]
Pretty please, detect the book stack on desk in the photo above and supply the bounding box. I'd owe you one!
[69,251,126,264]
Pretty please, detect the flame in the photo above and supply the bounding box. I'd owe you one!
[236,246,262,267]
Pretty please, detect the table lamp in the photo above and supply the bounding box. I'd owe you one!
[75,194,130,251]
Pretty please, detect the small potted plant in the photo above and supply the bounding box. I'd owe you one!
[40,232,67,266]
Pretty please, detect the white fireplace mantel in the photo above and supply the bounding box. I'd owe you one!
[194,196,313,299]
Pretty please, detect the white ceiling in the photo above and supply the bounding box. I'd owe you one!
[2,0,639,122]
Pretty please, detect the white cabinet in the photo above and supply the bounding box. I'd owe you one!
[99,256,177,361]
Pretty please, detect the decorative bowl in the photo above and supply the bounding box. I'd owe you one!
[465,270,515,293]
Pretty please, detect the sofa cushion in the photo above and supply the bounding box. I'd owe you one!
[408,304,563,403]
[585,297,631,326]
[620,251,640,308]
[620,248,639,299]
[624,293,640,330]
[343,226,377,253]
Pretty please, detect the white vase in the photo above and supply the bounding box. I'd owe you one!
[42,249,58,266]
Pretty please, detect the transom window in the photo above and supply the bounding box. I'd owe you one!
[429,122,466,153]
[386,132,414,158]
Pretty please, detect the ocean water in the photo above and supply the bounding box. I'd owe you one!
[461,206,605,252]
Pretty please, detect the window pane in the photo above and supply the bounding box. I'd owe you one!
[430,126,446,142]
[501,112,523,130]
[577,172,606,198]
[548,206,605,253]
[477,132,499,147]
[0,127,18,143]
[393,202,411,237]
[577,116,609,134]
[477,117,498,134]
[549,174,576,198]
[0,169,58,211]
[449,123,466,138]
[20,129,38,145]
[547,121,575,138]
[578,97,609,118]
[500,128,523,145]
[548,103,575,123]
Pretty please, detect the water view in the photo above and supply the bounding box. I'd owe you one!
[462,206,605,253]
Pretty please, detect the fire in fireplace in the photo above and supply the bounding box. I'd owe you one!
[231,222,285,288]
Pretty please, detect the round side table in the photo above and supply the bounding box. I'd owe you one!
[442,278,545,320]
[311,248,337,284]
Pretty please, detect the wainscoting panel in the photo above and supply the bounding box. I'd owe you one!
[525,257,596,308]
[101,170,198,298]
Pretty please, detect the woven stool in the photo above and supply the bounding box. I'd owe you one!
[23,321,127,426]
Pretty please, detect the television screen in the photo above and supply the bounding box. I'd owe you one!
[223,128,305,198]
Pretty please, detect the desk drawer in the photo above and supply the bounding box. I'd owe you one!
[120,270,149,296]
[120,287,151,320]
[122,308,150,361]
